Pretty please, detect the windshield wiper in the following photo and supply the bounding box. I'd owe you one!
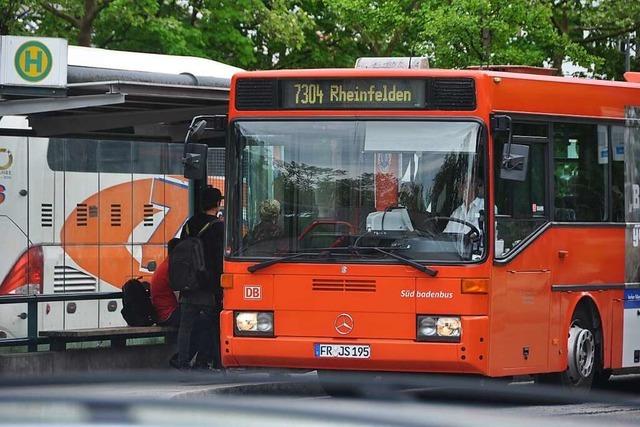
[247,249,361,273]
[364,246,438,277]
[248,246,438,277]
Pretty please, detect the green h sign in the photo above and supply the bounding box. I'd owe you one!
[25,49,43,73]
[14,41,52,82]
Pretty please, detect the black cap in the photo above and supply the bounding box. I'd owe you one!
[202,186,224,210]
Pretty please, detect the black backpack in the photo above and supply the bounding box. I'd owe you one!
[120,278,156,326]
[169,220,216,292]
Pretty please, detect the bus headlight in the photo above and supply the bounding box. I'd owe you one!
[418,316,437,337]
[234,311,274,337]
[417,315,461,342]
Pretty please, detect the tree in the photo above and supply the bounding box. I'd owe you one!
[0,1,30,35]
[546,0,640,78]
[35,0,113,46]
[270,0,424,69]
[415,0,580,71]
[10,0,638,77]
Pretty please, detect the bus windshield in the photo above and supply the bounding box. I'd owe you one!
[229,120,485,262]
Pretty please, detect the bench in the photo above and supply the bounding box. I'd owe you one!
[39,326,177,351]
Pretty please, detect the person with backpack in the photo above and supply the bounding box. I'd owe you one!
[171,186,224,369]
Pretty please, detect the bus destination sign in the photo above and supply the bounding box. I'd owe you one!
[281,79,426,109]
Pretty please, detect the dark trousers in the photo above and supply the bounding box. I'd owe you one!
[177,303,221,368]
[158,308,181,328]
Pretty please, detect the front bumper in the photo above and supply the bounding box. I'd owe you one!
[221,311,489,374]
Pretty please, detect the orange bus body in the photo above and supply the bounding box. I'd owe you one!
[221,68,640,378]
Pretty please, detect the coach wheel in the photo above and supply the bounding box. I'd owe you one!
[560,308,599,389]
[567,322,595,384]
[537,306,599,390]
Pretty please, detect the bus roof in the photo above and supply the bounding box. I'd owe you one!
[233,67,640,90]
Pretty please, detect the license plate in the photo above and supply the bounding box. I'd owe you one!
[314,343,371,359]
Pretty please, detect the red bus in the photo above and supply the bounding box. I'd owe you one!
[218,60,640,389]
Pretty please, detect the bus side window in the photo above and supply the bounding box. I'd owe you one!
[494,127,547,258]
[611,125,625,222]
[553,123,607,222]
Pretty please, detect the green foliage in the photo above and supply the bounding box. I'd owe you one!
[9,0,640,78]
[0,1,35,35]
[418,0,572,70]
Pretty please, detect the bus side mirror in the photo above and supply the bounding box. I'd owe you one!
[500,143,529,182]
[492,114,529,182]
[183,143,208,180]
[182,118,210,180]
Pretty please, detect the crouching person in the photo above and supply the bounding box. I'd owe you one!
[150,238,180,327]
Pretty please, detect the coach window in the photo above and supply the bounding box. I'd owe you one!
[47,139,99,172]
[99,140,132,174]
[611,125,625,222]
[494,122,548,259]
[553,123,607,222]
[132,141,164,175]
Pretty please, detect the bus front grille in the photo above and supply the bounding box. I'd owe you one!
[312,279,376,292]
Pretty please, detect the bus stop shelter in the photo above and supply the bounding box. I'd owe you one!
[0,39,235,141]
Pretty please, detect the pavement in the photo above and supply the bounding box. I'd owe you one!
[0,372,639,424]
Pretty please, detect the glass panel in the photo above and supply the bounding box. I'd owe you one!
[513,122,548,138]
[48,139,173,174]
[60,138,98,173]
[612,125,625,222]
[166,144,185,175]
[132,141,164,174]
[231,120,484,262]
[554,123,607,222]
[494,136,547,258]
[207,147,226,212]
[99,140,132,174]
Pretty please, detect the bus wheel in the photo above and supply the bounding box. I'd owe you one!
[539,307,599,390]
[565,311,596,387]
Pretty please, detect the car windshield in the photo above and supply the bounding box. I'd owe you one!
[228,120,486,262]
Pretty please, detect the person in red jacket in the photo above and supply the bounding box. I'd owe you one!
[150,238,180,327]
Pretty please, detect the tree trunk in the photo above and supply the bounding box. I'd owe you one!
[78,22,93,46]
[77,0,98,46]
[552,8,570,76]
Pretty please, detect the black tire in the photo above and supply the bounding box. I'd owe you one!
[537,306,600,391]
[593,369,612,389]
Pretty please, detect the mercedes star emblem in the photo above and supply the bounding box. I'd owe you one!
[334,313,354,335]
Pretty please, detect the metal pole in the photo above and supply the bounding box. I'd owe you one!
[27,298,38,352]
[188,180,196,217]
[626,34,632,73]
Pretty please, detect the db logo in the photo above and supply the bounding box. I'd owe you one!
[244,285,262,300]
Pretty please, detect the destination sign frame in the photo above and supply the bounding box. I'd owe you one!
[280,79,426,109]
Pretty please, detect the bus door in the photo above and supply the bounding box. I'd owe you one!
[0,132,29,338]
[492,123,552,373]
[61,138,100,330]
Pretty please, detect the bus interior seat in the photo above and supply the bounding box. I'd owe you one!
[366,208,414,232]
